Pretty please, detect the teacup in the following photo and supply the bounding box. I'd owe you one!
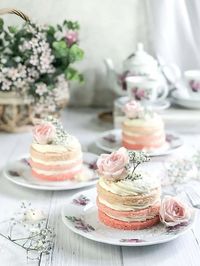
[125,76,168,102]
[184,70,200,98]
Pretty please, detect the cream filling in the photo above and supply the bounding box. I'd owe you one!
[123,130,164,137]
[30,155,82,165]
[99,174,160,196]
[123,114,164,128]
[32,142,81,153]
[104,212,157,222]
[32,164,82,175]
[98,197,160,211]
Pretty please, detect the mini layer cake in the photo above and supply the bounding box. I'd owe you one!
[96,148,161,230]
[122,100,166,151]
[30,117,83,181]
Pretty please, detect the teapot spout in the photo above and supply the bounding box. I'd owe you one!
[104,58,127,96]
[104,58,115,74]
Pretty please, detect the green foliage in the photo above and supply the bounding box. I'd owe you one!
[0,18,84,94]
[0,18,4,32]
[8,26,18,34]
[63,20,80,30]
[53,40,69,58]
[68,44,84,63]
[65,67,84,82]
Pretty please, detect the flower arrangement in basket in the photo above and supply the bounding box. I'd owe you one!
[0,8,84,132]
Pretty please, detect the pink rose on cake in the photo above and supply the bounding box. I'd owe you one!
[97,147,129,181]
[159,196,191,227]
[33,122,56,145]
[123,100,143,119]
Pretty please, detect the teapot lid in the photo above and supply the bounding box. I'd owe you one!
[126,42,158,67]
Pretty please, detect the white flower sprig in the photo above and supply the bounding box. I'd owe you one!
[0,202,55,264]
[45,116,70,145]
[125,151,150,180]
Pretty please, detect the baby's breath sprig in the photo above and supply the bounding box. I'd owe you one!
[0,202,55,264]
[46,116,69,145]
[129,151,150,171]
[125,151,150,180]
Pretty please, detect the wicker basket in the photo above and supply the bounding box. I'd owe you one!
[0,8,68,132]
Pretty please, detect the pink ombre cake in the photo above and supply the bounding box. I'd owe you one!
[122,100,166,151]
[30,117,83,181]
[96,148,161,230]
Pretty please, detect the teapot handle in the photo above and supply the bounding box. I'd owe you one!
[160,63,181,87]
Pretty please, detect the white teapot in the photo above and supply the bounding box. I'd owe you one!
[104,42,180,98]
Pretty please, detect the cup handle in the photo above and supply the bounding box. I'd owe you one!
[157,84,169,100]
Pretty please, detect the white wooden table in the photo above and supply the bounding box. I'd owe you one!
[0,108,200,266]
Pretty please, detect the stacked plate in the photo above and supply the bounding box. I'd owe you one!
[171,90,200,109]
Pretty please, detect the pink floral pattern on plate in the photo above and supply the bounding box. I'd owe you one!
[72,195,90,206]
[66,216,95,232]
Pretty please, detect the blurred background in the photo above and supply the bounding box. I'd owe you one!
[2,0,199,107]
[0,0,200,131]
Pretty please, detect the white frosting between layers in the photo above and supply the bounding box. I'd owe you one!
[123,130,164,138]
[104,212,157,222]
[123,114,164,129]
[98,197,160,211]
[32,135,81,153]
[32,164,82,175]
[99,172,160,196]
[30,155,82,165]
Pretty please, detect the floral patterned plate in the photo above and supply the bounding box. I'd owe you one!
[61,188,195,246]
[3,152,98,191]
[96,129,183,156]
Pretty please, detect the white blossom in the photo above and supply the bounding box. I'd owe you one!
[1,79,12,90]
[35,83,48,96]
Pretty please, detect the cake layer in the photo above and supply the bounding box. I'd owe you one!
[122,139,166,151]
[122,124,164,134]
[30,146,82,161]
[122,114,165,151]
[98,196,160,211]
[98,210,160,230]
[97,183,160,207]
[30,157,82,171]
[97,198,160,219]
[32,165,82,181]
[122,115,164,130]
[122,132,165,144]
[32,163,82,175]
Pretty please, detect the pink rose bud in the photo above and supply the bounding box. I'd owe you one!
[97,147,129,181]
[33,122,56,145]
[159,196,191,227]
[65,30,78,46]
[123,100,143,119]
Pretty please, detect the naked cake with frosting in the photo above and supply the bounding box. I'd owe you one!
[30,117,83,181]
[122,100,166,151]
[96,147,161,230]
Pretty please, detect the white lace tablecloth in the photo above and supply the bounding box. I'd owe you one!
[0,108,199,266]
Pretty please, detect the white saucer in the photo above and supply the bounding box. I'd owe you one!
[96,129,183,156]
[171,91,200,109]
[3,152,98,191]
[61,188,194,246]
